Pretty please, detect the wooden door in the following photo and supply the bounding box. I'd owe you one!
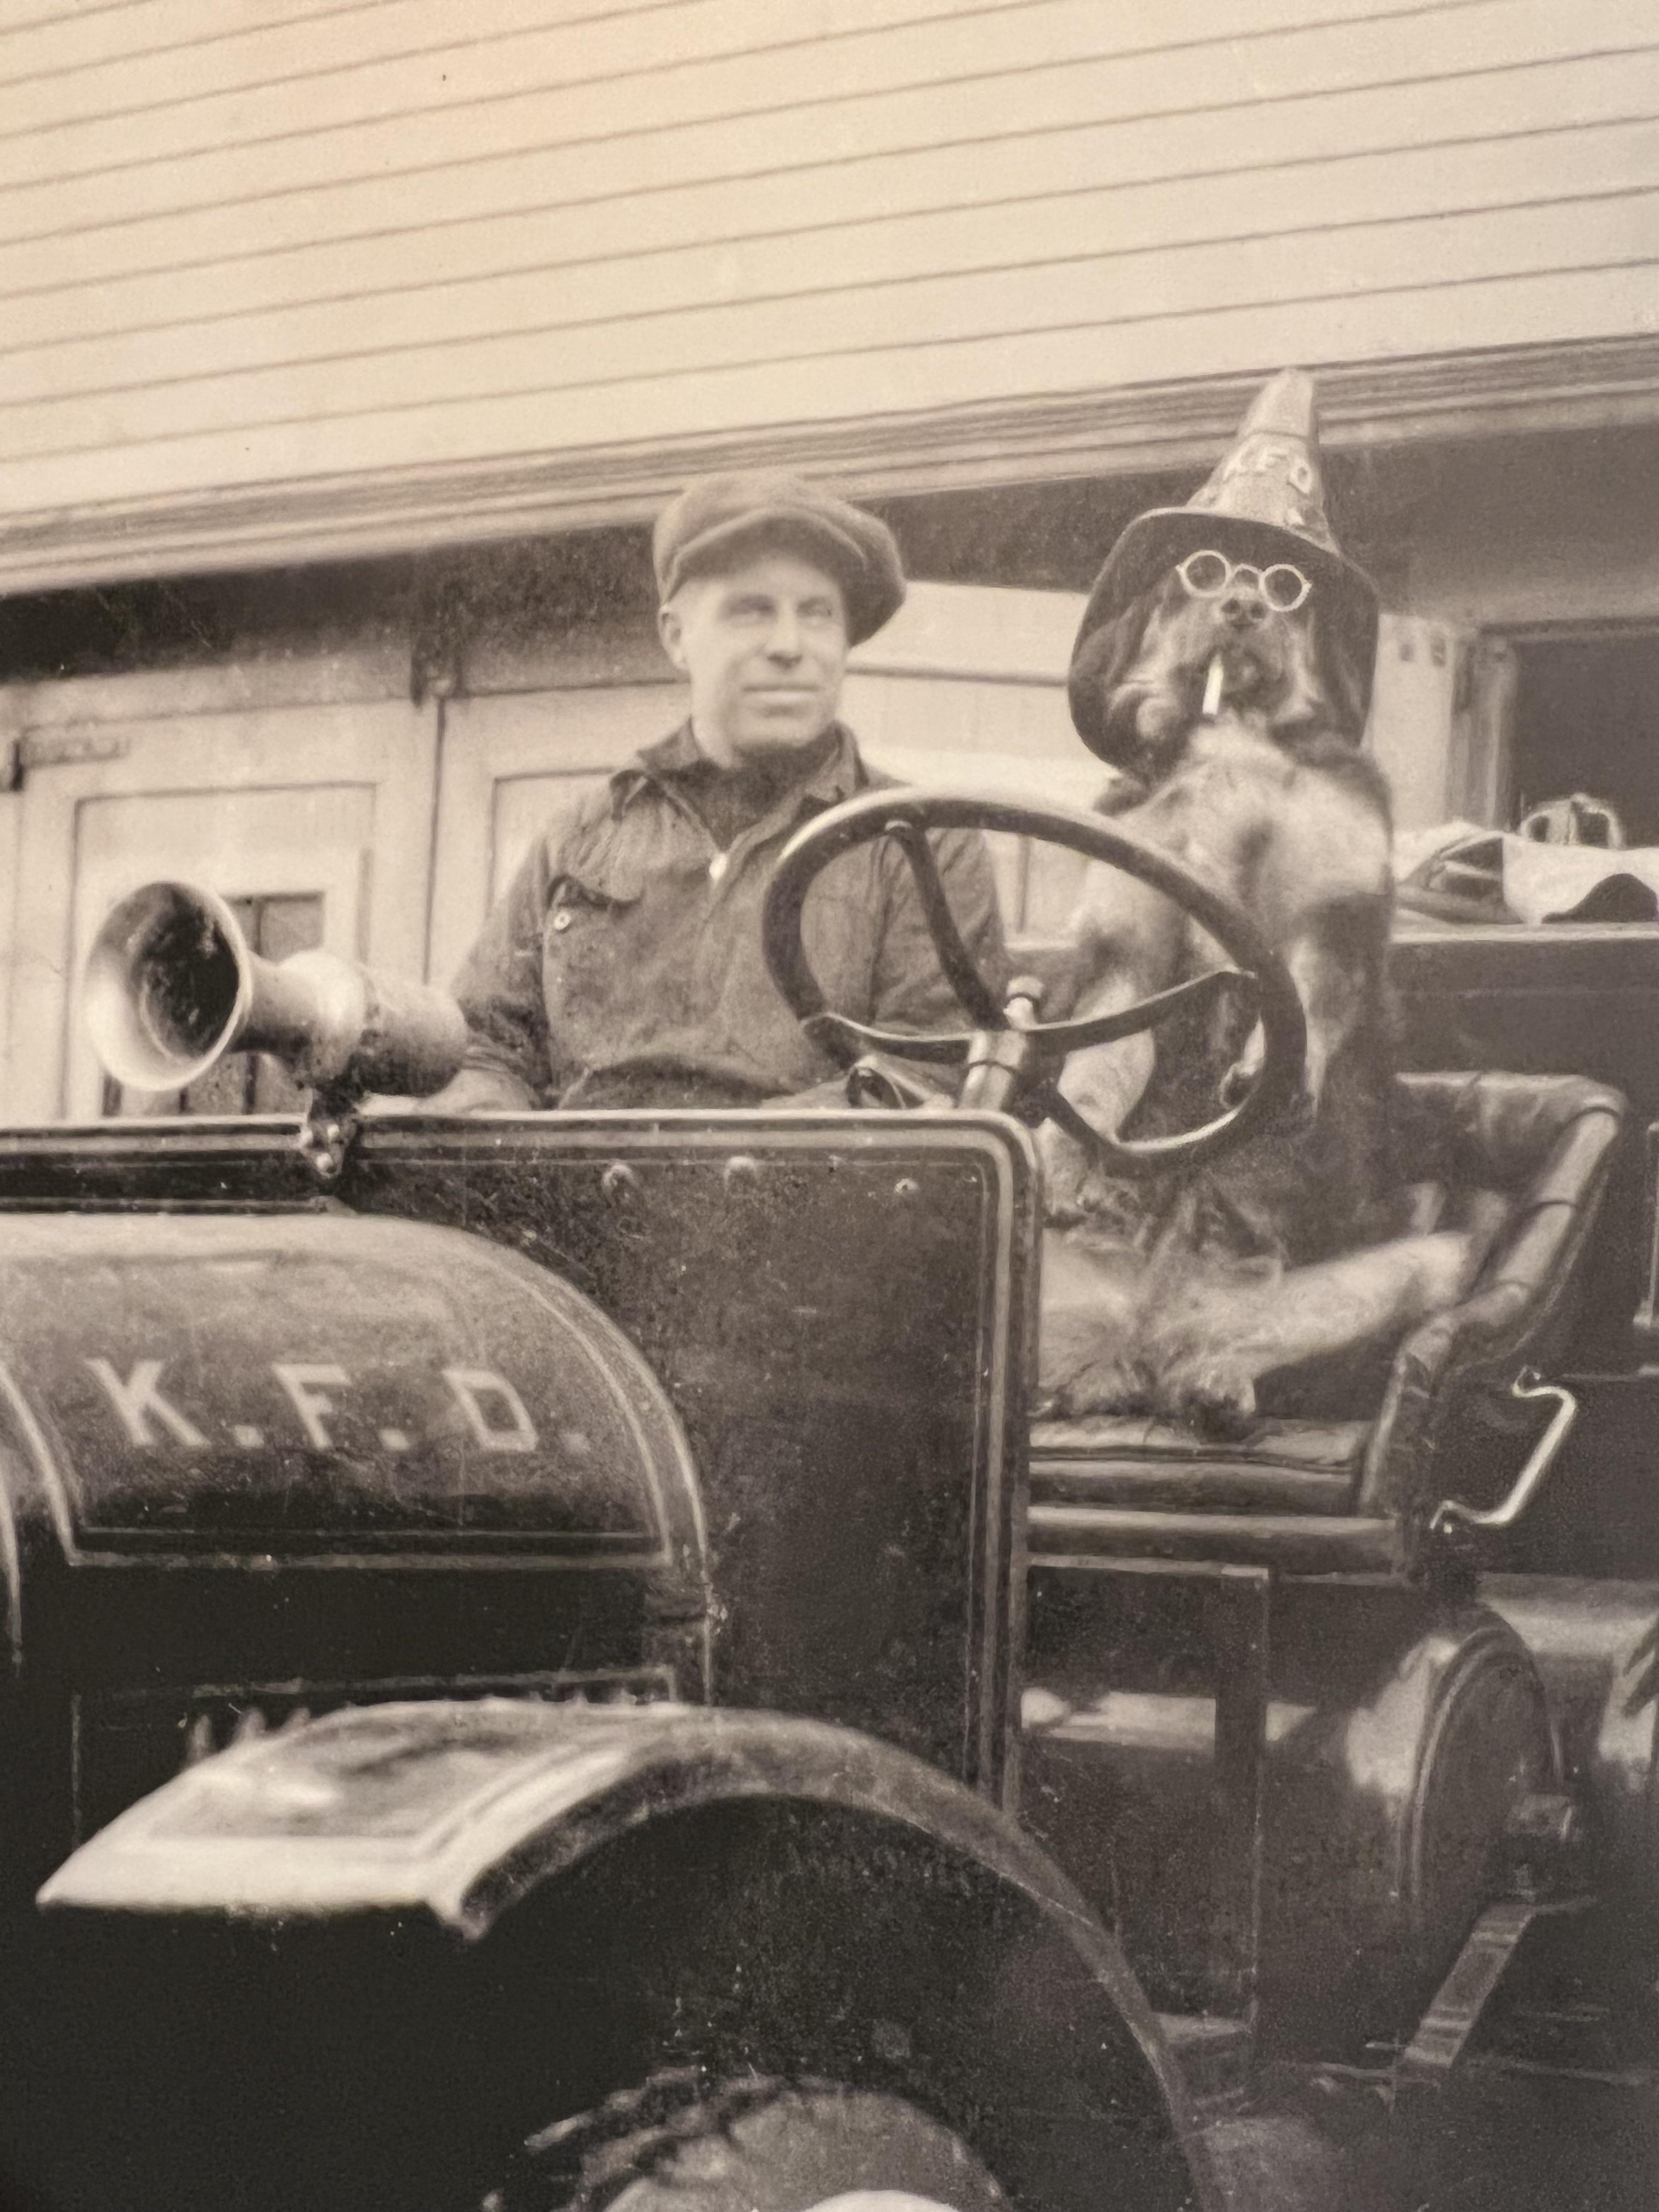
[4,689,438,1122]
[844,580,1101,939]
[425,679,677,988]
[1450,634,1519,828]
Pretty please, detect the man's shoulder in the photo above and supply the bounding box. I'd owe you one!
[516,783,612,880]
[535,743,667,854]
[525,739,696,899]
[556,778,627,836]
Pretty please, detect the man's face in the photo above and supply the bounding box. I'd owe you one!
[658,548,850,768]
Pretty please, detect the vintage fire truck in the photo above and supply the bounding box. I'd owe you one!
[1,789,1656,2211]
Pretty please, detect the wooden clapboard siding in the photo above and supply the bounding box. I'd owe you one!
[6,112,1657,415]
[3,44,1655,368]
[13,114,1659,420]
[3,202,1652,490]
[0,0,990,216]
[0,0,1521,205]
[0,0,1513,298]
[1,0,962,135]
[0,0,372,87]
[0,0,1654,587]
[1,1,1640,283]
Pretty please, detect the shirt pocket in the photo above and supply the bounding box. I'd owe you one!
[542,865,643,1025]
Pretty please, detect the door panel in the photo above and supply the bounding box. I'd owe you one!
[489,773,610,910]
[426,681,675,986]
[0,777,20,1103]
[843,585,1097,936]
[5,694,437,1121]
[1365,613,1467,833]
[859,728,1104,933]
[845,697,1101,938]
[1453,634,1519,827]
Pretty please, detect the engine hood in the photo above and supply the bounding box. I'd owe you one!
[0,1209,702,1580]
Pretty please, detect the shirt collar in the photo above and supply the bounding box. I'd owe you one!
[613,720,865,815]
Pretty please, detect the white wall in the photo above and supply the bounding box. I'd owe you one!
[1,0,1654,582]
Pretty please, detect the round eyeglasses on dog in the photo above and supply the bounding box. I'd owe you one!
[1177,549,1312,612]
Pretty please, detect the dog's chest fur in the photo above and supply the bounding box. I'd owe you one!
[1093,1029,1396,1271]
[1082,725,1399,1270]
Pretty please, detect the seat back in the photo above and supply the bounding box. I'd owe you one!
[1359,1070,1628,1531]
[1030,1070,1628,1579]
[1392,924,1659,1363]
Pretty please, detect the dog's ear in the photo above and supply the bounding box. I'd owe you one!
[1263,600,1331,737]
[1306,602,1371,743]
[1068,584,1163,768]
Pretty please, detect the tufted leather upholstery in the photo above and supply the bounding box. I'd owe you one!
[1029,1071,1628,1576]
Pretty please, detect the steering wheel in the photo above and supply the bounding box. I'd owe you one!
[761,787,1307,1176]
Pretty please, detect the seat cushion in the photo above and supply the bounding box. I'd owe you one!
[1030,1414,1369,1515]
[1029,1073,1626,1550]
[1028,1501,1402,1572]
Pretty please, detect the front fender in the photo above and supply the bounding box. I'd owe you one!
[42,1691,1162,2021]
[43,1697,1215,2212]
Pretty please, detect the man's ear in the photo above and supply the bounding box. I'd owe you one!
[657,599,690,674]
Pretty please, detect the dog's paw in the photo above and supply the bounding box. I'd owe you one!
[1093,771,1150,818]
[1035,1121,1096,1224]
[1034,1350,1156,1423]
[1134,691,1187,746]
[1153,1353,1260,1440]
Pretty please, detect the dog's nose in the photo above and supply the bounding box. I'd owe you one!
[1220,588,1267,628]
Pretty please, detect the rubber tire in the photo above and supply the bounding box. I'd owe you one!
[488,2078,1008,2212]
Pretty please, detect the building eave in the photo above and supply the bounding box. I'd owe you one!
[0,334,1655,599]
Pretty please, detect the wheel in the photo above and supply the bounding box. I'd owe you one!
[483,2073,1007,2212]
[760,784,1306,1176]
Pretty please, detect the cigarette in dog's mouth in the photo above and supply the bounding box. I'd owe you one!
[1201,653,1225,720]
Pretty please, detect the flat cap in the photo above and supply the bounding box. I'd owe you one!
[652,469,905,645]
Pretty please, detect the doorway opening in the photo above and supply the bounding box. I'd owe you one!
[1509,629,1659,847]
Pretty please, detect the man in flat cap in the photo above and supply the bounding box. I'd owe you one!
[436,470,1006,1111]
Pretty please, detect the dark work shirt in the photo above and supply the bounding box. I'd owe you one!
[449,721,1009,1109]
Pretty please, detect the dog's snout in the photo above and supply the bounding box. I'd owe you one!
[1220,586,1267,628]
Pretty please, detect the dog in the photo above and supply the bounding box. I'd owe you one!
[1035,559,1503,1433]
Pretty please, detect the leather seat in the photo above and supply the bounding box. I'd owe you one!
[1029,1071,1628,1577]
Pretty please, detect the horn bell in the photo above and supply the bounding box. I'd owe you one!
[84,881,257,1093]
[83,880,469,1102]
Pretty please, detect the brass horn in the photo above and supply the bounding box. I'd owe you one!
[83,881,468,1102]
